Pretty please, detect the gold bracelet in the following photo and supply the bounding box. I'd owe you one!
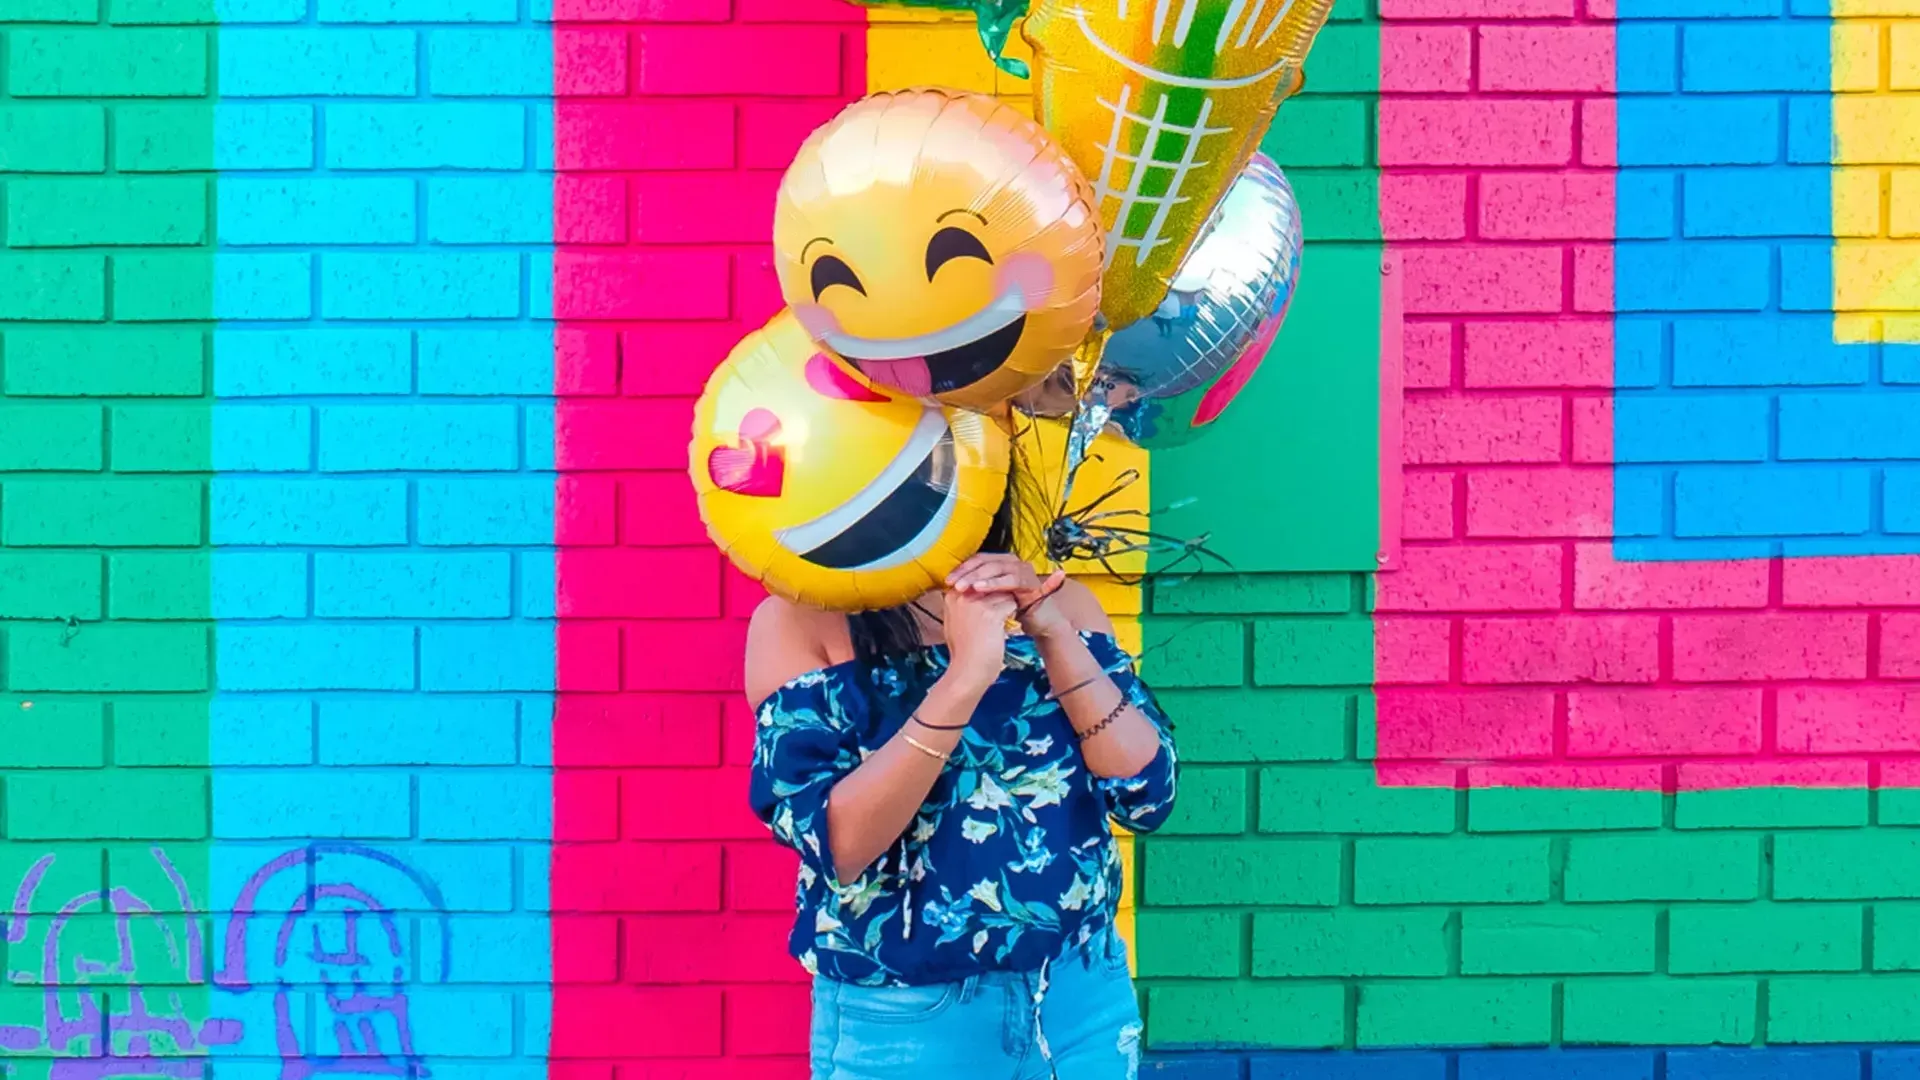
[902,733,950,762]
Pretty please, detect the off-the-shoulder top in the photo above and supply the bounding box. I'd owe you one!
[748,631,1179,987]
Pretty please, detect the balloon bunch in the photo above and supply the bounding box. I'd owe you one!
[688,1,1330,613]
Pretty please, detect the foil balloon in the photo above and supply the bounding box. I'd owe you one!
[844,0,1031,76]
[1019,154,1302,451]
[689,310,1011,613]
[1023,0,1330,334]
[773,87,1105,413]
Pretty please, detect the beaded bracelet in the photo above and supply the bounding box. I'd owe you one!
[1074,700,1129,744]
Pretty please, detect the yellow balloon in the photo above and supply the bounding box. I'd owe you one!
[689,310,1011,613]
[1023,0,1329,331]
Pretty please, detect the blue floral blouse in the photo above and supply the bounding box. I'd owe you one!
[748,631,1178,988]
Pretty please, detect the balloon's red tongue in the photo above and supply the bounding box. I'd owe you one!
[856,357,934,397]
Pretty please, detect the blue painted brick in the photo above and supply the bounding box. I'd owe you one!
[1666,1049,1862,1080]
[209,696,313,767]
[426,177,552,244]
[426,30,552,95]
[524,404,555,470]
[1680,24,1832,92]
[214,254,313,320]
[219,30,416,96]
[1616,172,1676,240]
[312,842,515,914]
[323,0,513,20]
[318,698,517,765]
[1614,467,1666,537]
[1779,393,1920,459]
[212,478,408,545]
[215,0,307,21]
[1615,394,1769,462]
[406,990,515,1056]
[1674,466,1871,537]
[212,551,308,617]
[520,551,555,619]
[520,844,549,912]
[1615,319,1665,387]
[416,477,553,545]
[220,179,416,246]
[215,105,314,168]
[1615,243,1771,312]
[421,625,555,691]
[324,105,524,170]
[1874,1049,1920,1080]
[1459,1051,1656,1080]
[320,253,520,320]
[438,917,549,983]
[1881,469,1920,532]
[317,405,519,472]
[220,626,416,690]
[312,552,513,618]
[1886,345,1920,385]
[1672,319,1867,386]
[1247,1053,1449,1080]
[1682,169,1830,237]
[430,1063,546,1080]
[1619,0,1777,15]
[1616,101,1779,166]
[215,329,411,397]
[419,772,551,840]
[1779,243,1838,312]
[1618,25,1677,91]
[418,330,551,395]
[519,697,552,766]
[1145,1059,1246,1080]
[1787,98,1835,165]
[213,405,311,472]
[214,770,411,839]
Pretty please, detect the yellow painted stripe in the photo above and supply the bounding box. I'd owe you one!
[1834,18,1920,342]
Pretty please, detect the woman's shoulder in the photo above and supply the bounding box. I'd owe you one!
[745,596,854,711]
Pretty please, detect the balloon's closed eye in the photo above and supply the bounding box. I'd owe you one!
[925,227,994,280]
[810,255,865,300]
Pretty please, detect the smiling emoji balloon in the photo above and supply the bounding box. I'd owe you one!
[773,87,1105,413]
[690,309,1012,612]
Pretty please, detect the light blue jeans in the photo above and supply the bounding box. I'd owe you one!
[808,930,1144,1079]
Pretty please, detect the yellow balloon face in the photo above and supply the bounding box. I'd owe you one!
[690,311,1012,613]
[773,88,1105,413]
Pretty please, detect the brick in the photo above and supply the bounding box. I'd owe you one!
[1379,0,1570,14]
[1873,905,1920,970]
[1380,102,1573,168]
[1,479,200,547]
[1466,470,1615,539]
[315,406,517,472]
[0,405,103,472]
[1462,320,1611,389]
[219,178,415,246]
[1253,910,1450,978]
[110,406,209,473]
[212,478,405,546]
[1359,981,1552,1047]
[0,255,106,321]
[1682,24,1830,91]
[1159,689,1347,763]
[1379,26,1471,92]
[1404,395,1562,465]
[321,254,519,320]
[1460,1051,1660,1080]
[1480,27,1614,92]
[1782,394,1920,459]
[1260,100,1370,168]
[620,768,776,842]
[1398,472,1456,540]
[1770,977,1920,1042]
[1357,837,1549,905]
[220,626,412,692]
[555,550,720,619]
[556,102,733,171]
[0,701,104,767]
[1461,616,1657,684]
[7,30,208,97]
[1141,621,1245,687]
[1567,688,1759,758]
[724,842,799,914]
[1374,689,1554,760]
[7,622,207,693]
[1784,557,1920,606]
[1669,614,1866,681]
[624,915,799,984]
[1667,904,1863,974]
[1376,545,1562,612]
[1147,985,1346,1050]
[1616,100,1779,166]
[1776,833,1920,899]
[1251,618,1370,687]
[422,626,555,692]
[1136,911,1244,978]
[1573,545,1768,609]
[420,772,549,841]
[1562,979,1757,1044]
[1259,766,1453,834]
[311,553,512,620]
[1478,174,1614,240]
[553,253,730,321]
[1401,324,1454,391]
[1400,248,1564,315]
[1467,774,1663,832]
[5,328,204,398]
[116,253,309,322]
[325,105,522,170]
[1155,575,1353,615]
[212,405,310,473]
[214,330,407,397]
[1462,908,1655,975]
[1145,840,1341,906]
[6,772,206,840]
[219,30,413,96]
[0,106,106,173]
[0,553,101,620]
[106,551,213,620]
[1375,617,1450,684]
[634,26,840,94]
[1159,767,1248,836]
[1567,834,1760,901]
[1677,467,1871,537]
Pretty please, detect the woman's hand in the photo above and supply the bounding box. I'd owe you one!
[947,553,1071,641]
[944,587,1018,692]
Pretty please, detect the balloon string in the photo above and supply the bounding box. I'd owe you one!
[1044,461,1233,587]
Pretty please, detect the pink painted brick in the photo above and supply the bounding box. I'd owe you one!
[624,321,755,397]
[1479,27,1615,92]
[1567,689,1764,756]
[1376,543,1564,612]
[1379,102,1574,168]
[1402,321,1454,389]
[725,985,812,1056]
[556,401,695,470]
[555,696,723,768]
[1468,763,1663,789]
[626,1064,802,1080]
[1404,394,1562,465]
[1400,246,1565,314]
[550,0,725,18]
[637,27,844,96]
[626,619,748,692]
[1572,244,1613,312]
[623,766,763,840]
[555,328,619,397]
[634,171,780,245]
[738,0,869,18]
[552,916,620,983]
[554,176,627,244]
[554,252,731,320]
[1461,615,1659,684]
[1380,26,1473,92]
[1573,544,1769,609]
[1381,175,1469,241]
[625,473,710,546]
[1466,468,1612,538]
[1375,616,1454,684]
[554,31,629,96]
[1882,614,1920,677]
[723,562,768,619]
[625,915,802,983]
[1374,689,1556,760]
[559,549,723,619]
[551,986,723,1058]
[1478,174,1615,240]
[735,248,786,323]
[1671,613,1868,682]
[1881,761,1920,787]
[741,100,855,170]
[1782,556,1920,606]
[1380,0,1574,16]
[1579,100,1617,167]
[722,695,754,767]
[1401,470,1458,540]
[1464,320,1611,388]
[554,102,734,171]
[556,475,619,546]
[556,622,621,692]
[1778,687,1920,753]
[1570,396,1611,464]
[726,842,801,913]
[1677,760,1870,789]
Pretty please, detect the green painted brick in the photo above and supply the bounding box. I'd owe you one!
[1353,837,1549,904]
[1254,618,1372,686]
[110,406,211,472]
[1135,911,1243,978]
[5,770,206,840]
[112,697,213,767]
[1357,980,1551,1047]
[1293,24,1379,94]
[7,30,209,98]
[1291,172,1383,242]
[7,179,207,248]
[0,700,104,767]
[1144,621,1244,687]
[1873,904,1920,970]
[0,553,102,620]
[1769,976,1920,1042]
[1879,788,1920,825]
[1260,100,1371,168]
[1561,978,1757,1045]
[109,0,215,22]
[1158,766,1248,835]
[1159,689,1348,762]
[3,329,206,397]
[1252,910,1449,977]
[1667,903,1862,974]
[113,105,216,172]
[0,0,97,18]
[0,106,106,173]
[5,623,208,692]
[1146,984,1346,1049]
[1775,832,1920,899]
[0,479,202,547]
[111,255,228,322]
[0,405,104,471]
[107,842,206,911]
[0,256,106,321]
[1153,574,1353,615]
[1460,907,1655,975]
[107,553,210,620]
[1676,786,1868,829]
[1468,786,1663,832]
[0,843,104,914]
[1259,765,1453,834]
[1564,834,1761,902]
[1146,839,1341,906]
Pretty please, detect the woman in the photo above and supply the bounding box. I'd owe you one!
[745,470,1180,1079]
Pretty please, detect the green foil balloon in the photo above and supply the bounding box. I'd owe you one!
[852,0,1031,77]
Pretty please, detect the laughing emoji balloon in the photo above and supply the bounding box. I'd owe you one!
[773,87,1105,413]
[690,310,1012,612]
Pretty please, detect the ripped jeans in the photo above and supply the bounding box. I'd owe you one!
[808,928,1143,1080]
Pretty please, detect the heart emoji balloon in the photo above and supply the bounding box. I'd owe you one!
[689,309,1012,612]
